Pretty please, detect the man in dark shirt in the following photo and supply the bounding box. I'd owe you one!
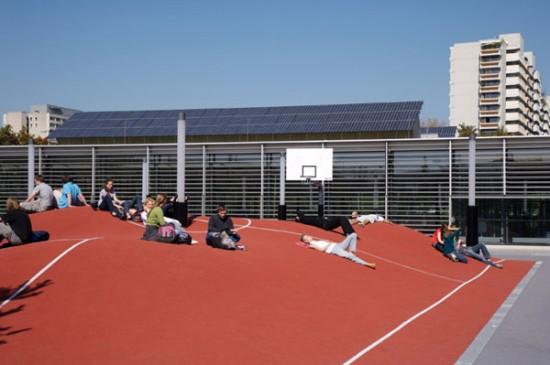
[206,205,245,250]
[295,210,356,236]
[0,197,33,245]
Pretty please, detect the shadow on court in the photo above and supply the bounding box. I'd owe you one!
[0,279,52,345]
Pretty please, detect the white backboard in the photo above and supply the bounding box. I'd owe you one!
[286,148,333,181]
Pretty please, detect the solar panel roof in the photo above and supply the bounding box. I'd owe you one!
[50,101,423,139]
[420,126,457,138]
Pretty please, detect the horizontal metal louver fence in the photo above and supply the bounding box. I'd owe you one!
[1,136,549,243]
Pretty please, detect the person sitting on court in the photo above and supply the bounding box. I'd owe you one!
[457,240,503,269]
[441,225,468,263]
[97,179,126,219]
[58,176,88,208]
[0,197,33,246]
[295,210,356,236]
[431,223,446,253]
[20,175,55,212]
[141,197,194,243]
[349,211,392,227]
[206,205,245,250]
[298,233,376,269]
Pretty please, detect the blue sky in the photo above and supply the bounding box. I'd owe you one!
[1,0,549,124]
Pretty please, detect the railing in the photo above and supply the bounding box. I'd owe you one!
[1,136,550,244]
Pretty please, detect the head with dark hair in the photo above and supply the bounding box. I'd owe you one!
[61,175,73,184]
[103,179,114,192]
[216,205,227,213]
[34,175,43,183]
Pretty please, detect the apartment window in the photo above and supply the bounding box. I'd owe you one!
[480,105,500,111]
[480,117,499,123]
[506,48,520,53]
[481,93,500,98]
[480,68,500,74]
[481,80,500,87]
[480,55,501,62]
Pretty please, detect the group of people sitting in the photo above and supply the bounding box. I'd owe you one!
[19,174,88,213]
[2,176,503,271]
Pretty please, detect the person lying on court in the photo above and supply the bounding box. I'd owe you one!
[295,210,356,236]
[206,205,246,251]
[141,195,193,244]
[298,233,376,269]
[349,211,392,227]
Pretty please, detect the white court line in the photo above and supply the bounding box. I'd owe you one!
[342,262,503,365]
[224,222,464,284]
[0,237,102,310]
[130,217,465,284]
[357,249,464,284]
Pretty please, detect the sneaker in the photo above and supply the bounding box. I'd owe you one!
[190,240,198,245]
[236,244,247,251]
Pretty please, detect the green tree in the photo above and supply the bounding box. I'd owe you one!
[0,125,49,145]
[457,123,477,137]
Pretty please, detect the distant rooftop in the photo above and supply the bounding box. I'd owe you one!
[420,126,457,138]
[49,101,423,142]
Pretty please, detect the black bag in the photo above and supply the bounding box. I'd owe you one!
[31,230,50,242]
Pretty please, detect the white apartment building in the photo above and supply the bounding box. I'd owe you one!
[450,33,549,135]
[2,104,79,138]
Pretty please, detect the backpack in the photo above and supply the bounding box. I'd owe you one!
[156,224,177,243]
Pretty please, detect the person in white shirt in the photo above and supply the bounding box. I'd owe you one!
[299,233,376,269]
[20,175,55,212]
[349,211,391,227]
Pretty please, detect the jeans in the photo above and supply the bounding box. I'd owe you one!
[329,233,368,266]
[462,243,498,267]
[99,194,124,218]
[123,194,143,215]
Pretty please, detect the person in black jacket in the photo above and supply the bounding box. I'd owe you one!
[205,205,245,250]
[295,210,356,236]
[0,197,33,245]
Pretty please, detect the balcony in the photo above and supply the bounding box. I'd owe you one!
[479,110,500,116]
[480,73,500,80]
[480,98,499,104]
[480,48,500,55]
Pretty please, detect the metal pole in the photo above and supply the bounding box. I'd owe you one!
[448,140,453,225]
[177,112,186,201]
[27,140,35,194]
[278,153,286,220]
[502,138,507,196]
[202,145,206,216]
[384,141,389,219]
[91,147,96,201]
[260,144,264,219]
[175,112,188,226]
[466,135,478,246]
[142,146,150,200]
[38,147,42,175]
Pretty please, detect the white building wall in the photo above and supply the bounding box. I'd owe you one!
[449,42,480,128]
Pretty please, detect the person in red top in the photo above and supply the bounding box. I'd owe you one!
[431,224,446,253]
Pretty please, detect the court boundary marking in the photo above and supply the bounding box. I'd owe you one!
[342,260,504,364]
[0,236,103,310]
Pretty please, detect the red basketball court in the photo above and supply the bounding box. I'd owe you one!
[0,208,533,364]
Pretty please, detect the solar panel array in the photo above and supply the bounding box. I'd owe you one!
[420,126,457,138]
[50,101,423,139]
